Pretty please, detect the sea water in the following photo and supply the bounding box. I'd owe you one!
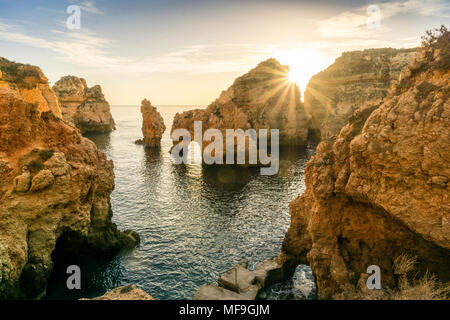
[46,105,316,300]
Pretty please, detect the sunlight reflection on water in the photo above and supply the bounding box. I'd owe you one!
[46,105,316,300]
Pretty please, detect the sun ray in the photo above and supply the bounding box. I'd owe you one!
[269,81,292,120]
[274,48,331,96]
[253,77,291,105]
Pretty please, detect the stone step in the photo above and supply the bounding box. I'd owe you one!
[218,265,256,293]
[193,284,250,300]
[193,258,284,300]
[253,258,284,288]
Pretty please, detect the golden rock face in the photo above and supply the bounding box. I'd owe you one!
[171,58,312,152]
[140,99,166,148]
[0,60,135,299]
[304,48,418,140]
[281,39,450,299]
[53,75,115,133]
[85,285,154,300]
[0,57,62,118]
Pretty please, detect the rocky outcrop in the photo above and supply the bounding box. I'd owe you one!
[0,62,138,299]
[53,76,115,133]
[281,29,449,299]
[304,48,417,140]
[136,99,166,147]
[171,59,312,155]
[194,258,285,300]
[0,57,61,118]
[85,285,154,300]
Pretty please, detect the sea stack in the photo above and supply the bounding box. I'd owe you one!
[171,58,312,155]
[304,48,417,140]
[0,58,138,299]
[53,75,115,134]
[280,31,450,299]
[138,99,166,148]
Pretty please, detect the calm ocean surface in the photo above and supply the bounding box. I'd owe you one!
[46,105,316,300]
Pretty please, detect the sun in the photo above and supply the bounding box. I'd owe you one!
[274,48,331,96]
[288,67,303,84]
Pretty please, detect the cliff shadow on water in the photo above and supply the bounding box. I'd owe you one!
[45,231,131,300]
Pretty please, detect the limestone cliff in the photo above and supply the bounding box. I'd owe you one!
[137,99,166,148]
[304,48,417,140]
[0,57,61,118]
[0,61,137,299]
[281,29,449,299]
[53,76,115,134]
[171,58,312,154]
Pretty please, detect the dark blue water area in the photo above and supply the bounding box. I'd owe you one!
[45,106,316,300]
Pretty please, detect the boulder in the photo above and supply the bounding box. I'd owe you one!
[194,257,285,300]
[13,172,31,193]
[29,169,54,192]
[253,258,283,288]
[218,264,256,293]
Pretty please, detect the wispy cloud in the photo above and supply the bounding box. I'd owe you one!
[37,1,103,15]
[0,20,275,73]
[0,15,421,77]
[75,1,104,14]
[132,44,276,74]
[318,0,450,38]
[0,20,123,67]
[68,0,103,14]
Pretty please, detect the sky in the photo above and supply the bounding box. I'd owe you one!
[0,0,449,105]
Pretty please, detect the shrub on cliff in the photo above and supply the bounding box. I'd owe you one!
[421,25,449,70]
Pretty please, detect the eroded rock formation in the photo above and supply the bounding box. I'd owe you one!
[0,57,61,118]
[304,48,417,140]
[0,60,138,299]
[281,30,449,299]
[53,76,115,133]
[137,99,166,147]
[171,58,312,155]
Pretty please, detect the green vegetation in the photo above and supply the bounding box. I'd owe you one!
[26,160,44,173]
[38,149,55,162]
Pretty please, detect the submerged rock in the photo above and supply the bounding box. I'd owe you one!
[281,30,450,299]
[171,58,312,159]
[138,99,166,148]
[304,48,417,140]
[0,61,137,299]
[53,75,115,133]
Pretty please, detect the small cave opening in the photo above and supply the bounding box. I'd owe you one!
[45,231,123,300]
[264,263,317,300]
